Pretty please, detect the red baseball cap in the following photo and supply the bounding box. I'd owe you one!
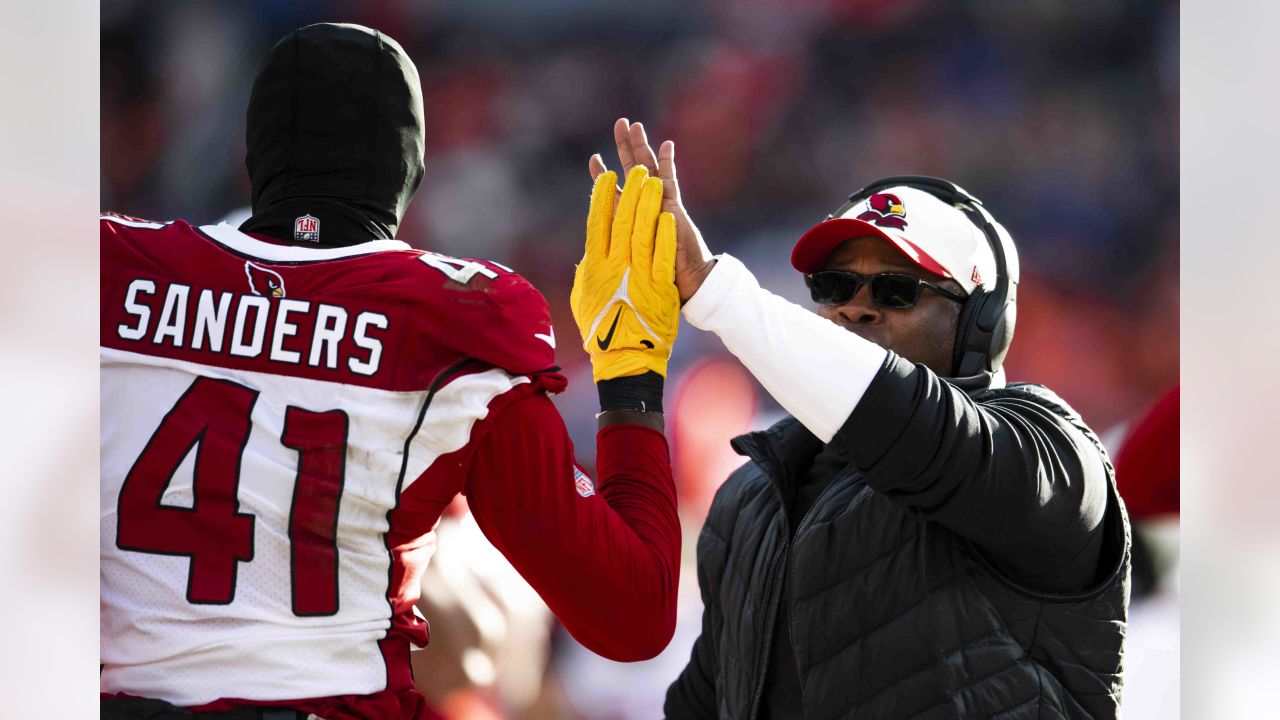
[791,185,996,294]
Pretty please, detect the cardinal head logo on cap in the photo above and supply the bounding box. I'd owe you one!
[856,193,908,230]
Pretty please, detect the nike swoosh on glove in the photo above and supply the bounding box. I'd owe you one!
[571,166,680,382]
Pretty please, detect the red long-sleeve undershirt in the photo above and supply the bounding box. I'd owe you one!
[462,391,681,662]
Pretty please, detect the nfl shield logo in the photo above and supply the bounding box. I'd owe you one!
[573,466,596,498]
[294,214,320,243]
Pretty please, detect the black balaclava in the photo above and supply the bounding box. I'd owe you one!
[240,23,425,247]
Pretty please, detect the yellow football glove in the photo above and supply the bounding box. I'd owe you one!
[571,166,680,382]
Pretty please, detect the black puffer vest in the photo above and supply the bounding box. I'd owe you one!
[680,384,1129,719]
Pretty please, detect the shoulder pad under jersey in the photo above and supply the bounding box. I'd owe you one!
[410,251,559,379]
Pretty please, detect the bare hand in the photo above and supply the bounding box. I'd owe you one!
[589,118,716,303]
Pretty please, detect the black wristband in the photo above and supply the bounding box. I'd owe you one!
[597,371,664,413]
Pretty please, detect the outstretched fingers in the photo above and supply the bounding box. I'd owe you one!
[614,117,637,174]
[593,121,684,279]
[588,153,608,181]
[657,140,681,203]
[631,176,664,278]
[653,212,677,285]
[611,165,649,261]
[628,122,660,174]
[586,170,618,259]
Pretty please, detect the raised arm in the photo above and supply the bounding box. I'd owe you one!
[467,150,690,661]
[600,118,1110,592]
[835,355,1110,590]
[464,391,679,661]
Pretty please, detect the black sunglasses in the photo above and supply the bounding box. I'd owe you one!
[805,270,967,309]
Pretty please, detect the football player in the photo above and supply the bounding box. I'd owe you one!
[101,24,680,720]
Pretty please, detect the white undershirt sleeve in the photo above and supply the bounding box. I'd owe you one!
[681,253,889,443]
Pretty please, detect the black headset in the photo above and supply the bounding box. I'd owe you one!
[824,175,1018,389]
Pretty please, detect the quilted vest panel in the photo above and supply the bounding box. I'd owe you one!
[700,386,1129,720]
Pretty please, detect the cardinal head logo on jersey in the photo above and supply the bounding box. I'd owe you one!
[856,192,908,230]
[294,214,320,243]
[245,261,286,298]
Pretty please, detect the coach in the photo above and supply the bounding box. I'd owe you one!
[590,120,1130,719]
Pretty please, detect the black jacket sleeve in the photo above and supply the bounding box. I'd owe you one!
[832,354,1110,592]
[664,518,729,717]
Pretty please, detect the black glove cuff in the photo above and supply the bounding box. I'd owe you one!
[597,371,664,413]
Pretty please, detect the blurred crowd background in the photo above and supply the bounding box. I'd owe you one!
[101,1,1179,718]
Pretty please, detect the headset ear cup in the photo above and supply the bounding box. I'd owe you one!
[987,297,1016,372]
[952,290,990,377]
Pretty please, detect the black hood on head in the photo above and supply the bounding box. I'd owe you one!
[240,23,425,246]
